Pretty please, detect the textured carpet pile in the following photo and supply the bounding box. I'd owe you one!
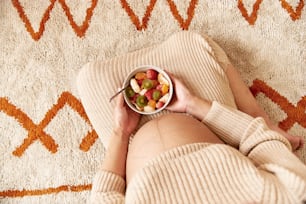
[0,0,305,203]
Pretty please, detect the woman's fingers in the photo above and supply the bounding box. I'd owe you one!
[115,91,125,108]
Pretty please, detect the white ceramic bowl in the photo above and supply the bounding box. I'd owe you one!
[123,65,173,115]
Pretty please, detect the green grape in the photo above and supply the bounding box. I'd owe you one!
[142,79,153,89]
[125,86,135,98]
[152,90,161,101]
[136,95,148,108]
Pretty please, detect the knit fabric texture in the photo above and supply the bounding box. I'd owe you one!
[77,32,306,203]
[1,1,305,202]
[89,102,306,203]
[77,31,236,148]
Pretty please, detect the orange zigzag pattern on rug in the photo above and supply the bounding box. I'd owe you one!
[0,92,98,157]
[11,0,98,41]
[0,79,305,158]
[120,0,198,30]
[12,0,304,40]
[238,0,304,25]
[0,184,92,198]
[0,79,305,198]
[250,79,306,131]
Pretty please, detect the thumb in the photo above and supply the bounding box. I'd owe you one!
[165,99,179,111]
[116,91,125,108]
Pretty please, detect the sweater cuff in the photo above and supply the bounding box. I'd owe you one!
[91,170,126,194]
[203,101,254,147]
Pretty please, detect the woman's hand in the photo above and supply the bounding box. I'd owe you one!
[113,92,141,139]
[166,72,212,120]
[166,73,194,113]
[101,93,140,178]
[269,124,305,151]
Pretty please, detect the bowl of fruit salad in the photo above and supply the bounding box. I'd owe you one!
[123,65,173,114]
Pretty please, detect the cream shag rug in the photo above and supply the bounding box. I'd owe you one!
[0,0,305,203]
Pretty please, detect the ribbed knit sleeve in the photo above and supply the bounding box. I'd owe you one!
[88,170,125,204]
[203,101,306,201]
[203,101,255,148]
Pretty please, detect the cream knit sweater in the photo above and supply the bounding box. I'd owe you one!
[77,32,306,203]
[89,102,306,204]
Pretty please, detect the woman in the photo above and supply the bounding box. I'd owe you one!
[77,32,305,203]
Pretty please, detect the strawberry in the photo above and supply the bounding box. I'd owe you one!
[144,89,154,100]
[152,80,158,88]
[156,101,165,109]
[147,69,158,80]
[156,84,163,91]
[137,79,143,86]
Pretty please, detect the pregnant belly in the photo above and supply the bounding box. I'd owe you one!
[126,113,224,184]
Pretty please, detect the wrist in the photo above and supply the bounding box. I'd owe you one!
[186,95,198,115]
[186,96,212,120]
[102,128,130,179]
[112,127,130,142]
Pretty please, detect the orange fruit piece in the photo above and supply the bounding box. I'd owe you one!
[148,100,156,109]
[161,84,169,95]
[135,72,147,80]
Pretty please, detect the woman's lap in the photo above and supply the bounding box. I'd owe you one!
[77,31,237,182]
[77,31,236,148]
[77,32,237,181]
[126,113,224,184]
